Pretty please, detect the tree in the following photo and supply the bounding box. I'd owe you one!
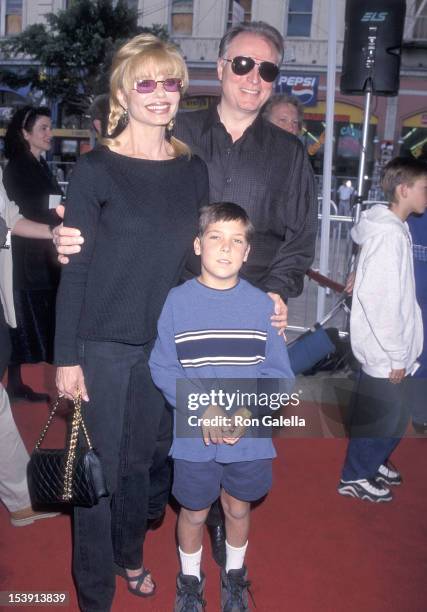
[0,0,168,116]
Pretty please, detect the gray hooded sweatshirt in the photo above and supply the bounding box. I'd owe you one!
[350,205,423,378]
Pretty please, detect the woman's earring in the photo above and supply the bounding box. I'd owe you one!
[122,108,129,123]
[167,118,175,132]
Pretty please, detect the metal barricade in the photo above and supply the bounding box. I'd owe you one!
[287,199,387,340]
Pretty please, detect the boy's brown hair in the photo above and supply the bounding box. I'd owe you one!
[198,203,255,243]
[381,156,427,204]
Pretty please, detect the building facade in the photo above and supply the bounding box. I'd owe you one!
[1,0,426,175]
[152,0,426,179]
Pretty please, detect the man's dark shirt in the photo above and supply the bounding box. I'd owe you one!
[174,103,317,299]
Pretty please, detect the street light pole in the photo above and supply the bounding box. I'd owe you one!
[316,0,337,321]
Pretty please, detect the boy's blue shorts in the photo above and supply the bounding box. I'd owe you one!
[172,458,273,510]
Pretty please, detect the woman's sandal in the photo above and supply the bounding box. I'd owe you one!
[116,566,156,598]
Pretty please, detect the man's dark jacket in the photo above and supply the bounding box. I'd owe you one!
[174,104,317,299]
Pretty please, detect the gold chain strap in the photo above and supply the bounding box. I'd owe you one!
[33,394,93,502]
[62,393,94,501]
[62,396,82,501]
[34,397,60,449]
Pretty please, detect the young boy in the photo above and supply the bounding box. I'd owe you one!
[338,157,427,503]
[149,203,294,611]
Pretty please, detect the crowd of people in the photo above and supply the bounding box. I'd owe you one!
[1,19,426,612]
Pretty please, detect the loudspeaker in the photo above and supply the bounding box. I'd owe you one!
[340,0,406,96]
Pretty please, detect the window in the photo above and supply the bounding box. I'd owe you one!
[287,0,312,38]
[171,0,193,35]
[124,0,139,10]
[5,0,22,35]
[414,0,427,39]
[227,0,251,30]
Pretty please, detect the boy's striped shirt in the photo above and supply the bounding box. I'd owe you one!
[175,329,267,368]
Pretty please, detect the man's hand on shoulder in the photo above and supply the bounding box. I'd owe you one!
[52,204,84,264]
[267,292,287,336]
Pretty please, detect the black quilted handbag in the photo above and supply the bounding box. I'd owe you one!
[28,394,108,508]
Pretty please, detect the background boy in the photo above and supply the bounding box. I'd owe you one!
[338,157,426,503]
[149,203,293,611]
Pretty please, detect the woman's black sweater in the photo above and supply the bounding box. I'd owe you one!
[55,146,209,365]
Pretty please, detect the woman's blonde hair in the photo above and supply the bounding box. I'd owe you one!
[106,33,190,157]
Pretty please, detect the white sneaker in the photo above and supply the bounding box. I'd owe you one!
[10,507,61,527]
[375,463,402,486]
[338,478,393,502]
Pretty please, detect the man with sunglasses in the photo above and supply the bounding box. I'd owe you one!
[172,21,317,576]
[175,21,316,302]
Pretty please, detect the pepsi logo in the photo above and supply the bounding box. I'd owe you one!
[276,75,318,105]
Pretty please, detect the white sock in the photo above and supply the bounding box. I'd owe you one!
[179,546,203,580]
[225,540,248,573]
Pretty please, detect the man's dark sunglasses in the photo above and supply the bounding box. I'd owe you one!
[223,56,279,83]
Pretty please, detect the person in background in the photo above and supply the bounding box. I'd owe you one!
[338,157,426,503]
[88,94,111,139]
[337,180,354,217]
[262,93,303,136]
[407,145,427,433]
[0,170,59,526]
[2,106,62,403]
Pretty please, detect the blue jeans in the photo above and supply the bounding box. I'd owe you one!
[411,259,427,425]
[342,371,410,481]
[72,340,171,612]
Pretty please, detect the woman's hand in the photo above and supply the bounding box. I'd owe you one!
[267,292,288,336]
[56,365,89,401]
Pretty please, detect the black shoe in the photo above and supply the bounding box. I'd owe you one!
[7,384,50,403]
[208,522,226,568]
[174,572,206,611]
[221,566,253,611]
[413,421,427,434]
[147,512,165,531]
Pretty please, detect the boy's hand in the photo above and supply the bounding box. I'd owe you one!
[222,407,251,445]
[344,270,356,295]
[267,292,288,336]
[389,368,406,384]
[201,405,227,446]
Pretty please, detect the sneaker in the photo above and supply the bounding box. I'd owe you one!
[10,507,61,527]
[174,572,206,612]
[221,566,253,612]
[375,462,402,487]
[337,479,393,503]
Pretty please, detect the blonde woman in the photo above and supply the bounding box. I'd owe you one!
[55,34,208,611]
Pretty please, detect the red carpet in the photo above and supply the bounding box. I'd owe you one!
[1,364,426,611]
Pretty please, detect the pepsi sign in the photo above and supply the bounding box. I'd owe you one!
[275,74,319,106]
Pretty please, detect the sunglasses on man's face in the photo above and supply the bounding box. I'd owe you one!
[133,78,182,94]
[223,56,279,83]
